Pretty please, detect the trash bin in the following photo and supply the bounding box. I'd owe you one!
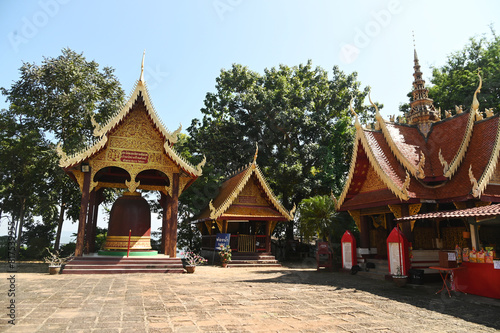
[409,269,424,285]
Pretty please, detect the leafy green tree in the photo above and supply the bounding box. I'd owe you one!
[297,195,356,245]
[1,48,125,251]
[187,61,372,239]
[399,28,500,117]
[429,29,499,115]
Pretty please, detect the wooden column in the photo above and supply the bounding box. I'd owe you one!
[400,204,413,242]
[160,192,170,255]
[360,215,371,248]
[75,171,91,257]
[89,189,103,253]
[167,173,179,257]
[84,190,96,254]
[265,221,271,252]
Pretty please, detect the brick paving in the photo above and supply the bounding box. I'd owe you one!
[1,265,499,332]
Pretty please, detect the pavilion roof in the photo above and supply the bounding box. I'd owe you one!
[194,160,294,222]
[336,65,500,211]
[57,56,204,178]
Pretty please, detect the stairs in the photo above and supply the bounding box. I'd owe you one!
[227,252,281,268]
[62,255,185,274]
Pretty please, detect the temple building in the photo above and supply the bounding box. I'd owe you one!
[58,54,205,259]
[194,149,294,266]
[336,49,500,279]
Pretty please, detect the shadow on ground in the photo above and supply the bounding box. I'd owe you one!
[239,263,500,330]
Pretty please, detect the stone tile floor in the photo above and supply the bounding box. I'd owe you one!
[1,265,499,332]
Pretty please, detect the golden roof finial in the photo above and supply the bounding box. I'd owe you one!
[253,142,259,164]
[140,50,146,83]
[368,89,380,115]
[349,96,361,129]
[471,68,482,113]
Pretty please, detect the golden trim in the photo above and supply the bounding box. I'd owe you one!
[469,164,480,198]
[388,205,402,219]
[409,203,422,216]
[438,148,449,175]
[336,135,360,211]
[475,117,500,197]
[443,109,475,179]
[416,152,426,179]
[453,202,467,210]
[348,210,361,231]
[58,70,203,177]
[210,163,293,221]
[371,91,421,179]
[358,130,410,201]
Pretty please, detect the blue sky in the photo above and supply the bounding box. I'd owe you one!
[1,0,499,241]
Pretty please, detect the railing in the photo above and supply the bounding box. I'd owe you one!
[238,235,255,252]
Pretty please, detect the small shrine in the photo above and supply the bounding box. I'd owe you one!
[58,54,205,258]
[335,48,500,290]
[194,147,295,257]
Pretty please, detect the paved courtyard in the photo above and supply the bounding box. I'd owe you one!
[1,265,499,332]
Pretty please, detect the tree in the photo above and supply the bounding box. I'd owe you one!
[297,195,356,245]
[187,61,372,239]
[1,48,125,251]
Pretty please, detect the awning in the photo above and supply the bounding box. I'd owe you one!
[395,203,500,222]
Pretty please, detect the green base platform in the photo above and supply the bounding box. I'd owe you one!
[98,250,159,257]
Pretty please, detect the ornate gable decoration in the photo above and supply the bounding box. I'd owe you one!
[209,161,294,221]
[58,53,204,180]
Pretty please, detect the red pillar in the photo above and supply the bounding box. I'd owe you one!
[75,171,91,257]
[168,173,179,257]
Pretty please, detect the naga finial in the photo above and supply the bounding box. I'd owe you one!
[253,142,259,164]
[471,68,482,113]
[139,50,146,83]
[368,89,380,115]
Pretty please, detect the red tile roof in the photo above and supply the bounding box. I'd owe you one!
[396,203,500,221]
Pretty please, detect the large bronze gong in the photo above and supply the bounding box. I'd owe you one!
[103,191,152,251]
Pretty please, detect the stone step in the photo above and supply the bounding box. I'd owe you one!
[62,257,185,274]
[62,268,185,274]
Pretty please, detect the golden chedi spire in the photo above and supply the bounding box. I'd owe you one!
[408,45,439,136]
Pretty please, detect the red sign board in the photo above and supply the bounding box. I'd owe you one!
[120,150,149,164]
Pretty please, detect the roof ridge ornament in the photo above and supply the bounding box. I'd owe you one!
[416,151,426,179]
[438,148,450,176]
[139,50,145,83]
[349,97,361,129]
[253,142,258,164]
[472,68,482,120]
[401,171,411,201]
[469,164,480,198]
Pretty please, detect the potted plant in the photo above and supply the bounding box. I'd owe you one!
[43,248,73,275]
[392,266,408,287]
[181,250,207,273]
[219,245,232,267]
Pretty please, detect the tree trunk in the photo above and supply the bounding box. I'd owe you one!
[54,199,65,250]
[15,197,26,261]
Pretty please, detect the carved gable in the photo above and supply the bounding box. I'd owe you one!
[359,164,387,193]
